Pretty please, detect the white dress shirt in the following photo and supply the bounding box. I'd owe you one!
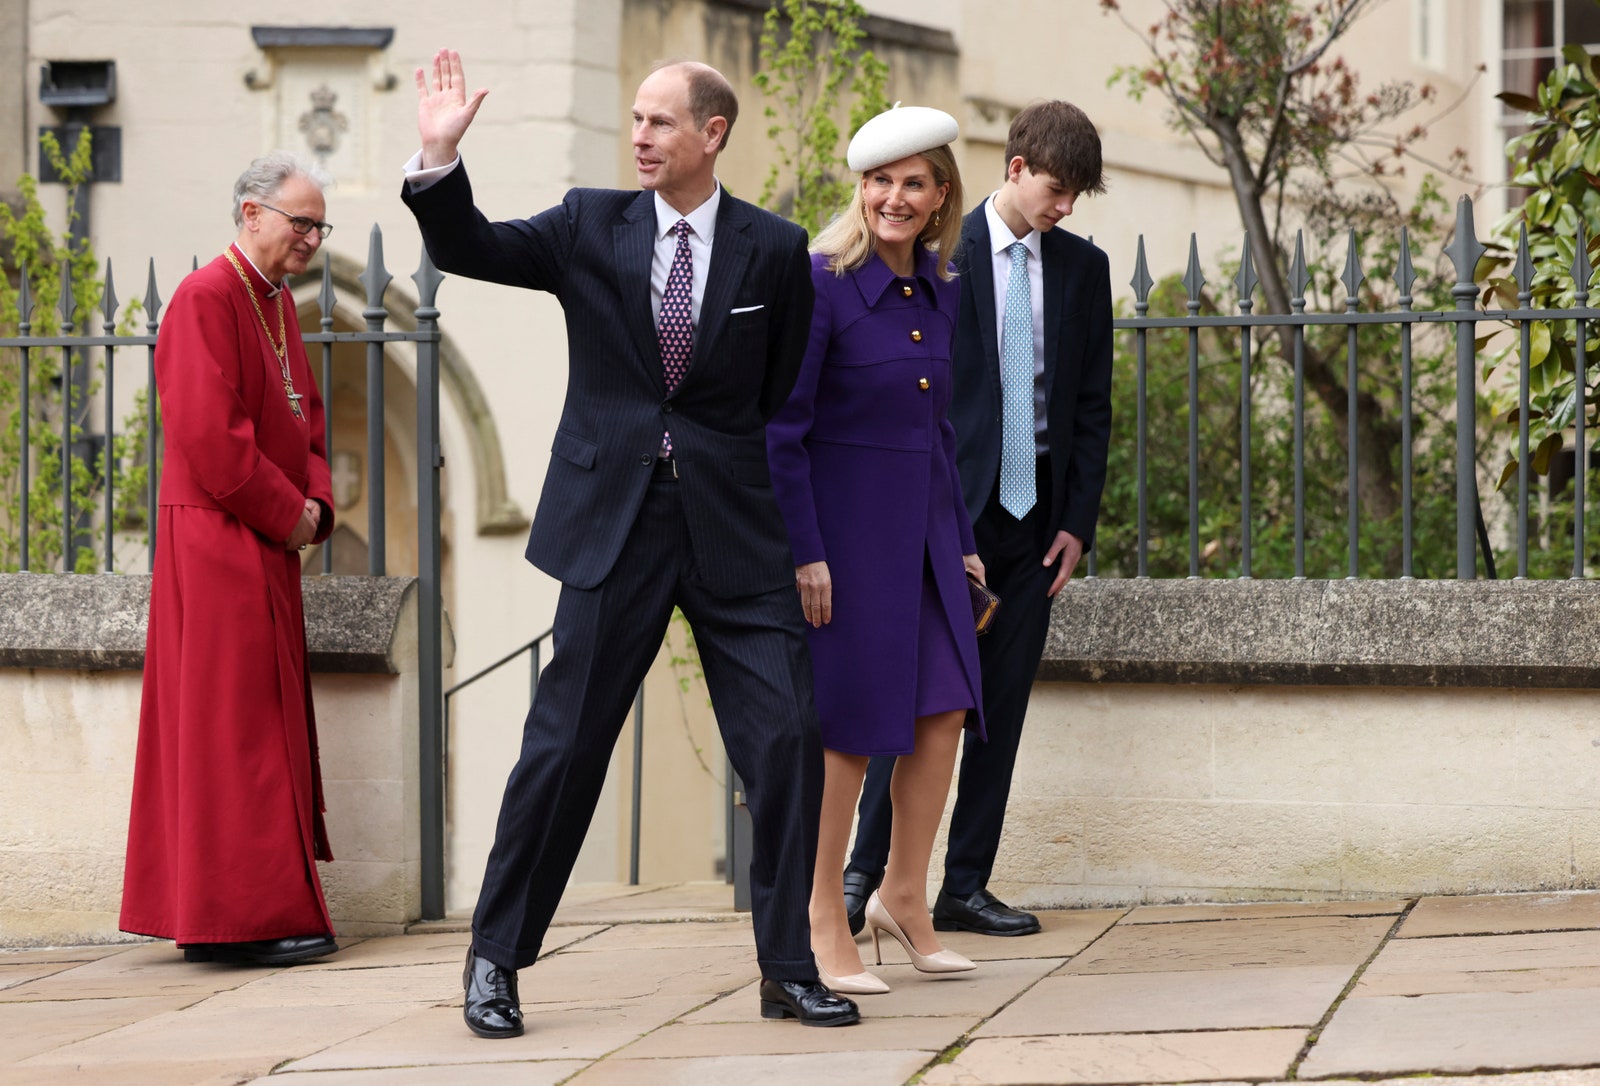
[984,193,1048,454]
[402,151,721,332]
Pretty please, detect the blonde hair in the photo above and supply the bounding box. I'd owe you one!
[812,144,963,281]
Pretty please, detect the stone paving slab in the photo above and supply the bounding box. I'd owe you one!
[976,964,1352,1035]
[2,1058,273,1086]
[567,1050,934,1085]
[0,993,191,1064]
[1355,963,1600,997]
[1399,891,1600,938]
[616,1013,979,1058]
[1357,928,1600,981]
[273,1062,590,1085]
[1124,900,1408,924]
[879,909,1122,964]
[279,1004,644,1070]
[680,958,1063,1024]
[549,882,739,924]
[1300,987,1600,1078]
[284,946,760,1071]
[0,944,123,965]
[568,918,754,952]
[0,961,78,990]
[200,959,461,1009]
[516,944,755,1009]
[16,1000,418,1073]
[921,1028,1308,1085]
[0,941,257,1003]
[1066,914,1394,974]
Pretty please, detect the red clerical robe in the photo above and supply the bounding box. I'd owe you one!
[120,244,337,944]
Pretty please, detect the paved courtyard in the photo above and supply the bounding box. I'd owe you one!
[9,884,1600,1084]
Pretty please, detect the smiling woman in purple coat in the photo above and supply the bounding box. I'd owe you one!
[768,105,985,996]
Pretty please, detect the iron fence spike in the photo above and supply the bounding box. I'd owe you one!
[144,258,163,324]
[1395,226,1417,301]
[1130,235,1153,304]
[1182,233,1206,306]
[101,259,118,326]
[59,260,75,326]
[1514,223,1534,296]
[359,223,393,311]
[1235,233,1258,311]
[412,243,444,309]
[1445,195,1486,289]
[1289,231,1310,310]
[1340,228,1365,308]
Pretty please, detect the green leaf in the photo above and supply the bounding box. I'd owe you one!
[1533,431,1565,475]
[1531,321,1552,367]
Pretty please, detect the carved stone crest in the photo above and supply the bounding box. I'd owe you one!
[298,84,349,159]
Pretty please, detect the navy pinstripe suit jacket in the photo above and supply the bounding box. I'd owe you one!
[403,165,814,597]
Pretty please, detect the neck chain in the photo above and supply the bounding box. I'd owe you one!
[224,247,304,419]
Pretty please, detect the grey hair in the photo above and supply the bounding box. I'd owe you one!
[231,151,332,228]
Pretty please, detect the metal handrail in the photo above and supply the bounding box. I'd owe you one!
[442,626,648,887]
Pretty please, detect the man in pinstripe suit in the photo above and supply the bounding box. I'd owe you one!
[402,50,857,1037]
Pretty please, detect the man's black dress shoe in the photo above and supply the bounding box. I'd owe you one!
[932,888,1042,936]
[758,978,861,1027]
[181,934,337,964]
[463,948,524,1038]
[842,867,883,937]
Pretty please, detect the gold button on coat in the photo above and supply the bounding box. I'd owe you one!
[918,377,930,390]
[901,285,914,297]
[910,329,922,342]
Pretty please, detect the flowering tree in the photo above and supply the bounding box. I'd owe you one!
[1101,0,1476,547]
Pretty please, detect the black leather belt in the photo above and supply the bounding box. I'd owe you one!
[652,455,679,479]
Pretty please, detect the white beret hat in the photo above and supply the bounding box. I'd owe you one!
[846,104,960,173]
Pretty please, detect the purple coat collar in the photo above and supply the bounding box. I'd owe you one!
[853,246,944,306]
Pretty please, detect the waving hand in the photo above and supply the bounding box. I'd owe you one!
[416,49,488,169]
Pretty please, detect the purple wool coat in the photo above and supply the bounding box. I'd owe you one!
[768,247,985,756]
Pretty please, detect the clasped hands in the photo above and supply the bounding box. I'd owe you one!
[286,499,321,551]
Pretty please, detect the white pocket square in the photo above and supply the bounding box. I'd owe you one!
[730,304,764,314]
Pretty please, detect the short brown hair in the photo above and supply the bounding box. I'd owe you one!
[679,62,739,153]
[1005,100,1105,196]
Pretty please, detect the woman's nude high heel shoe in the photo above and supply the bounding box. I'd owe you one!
[815,954,891,995]
[864,891,976,973]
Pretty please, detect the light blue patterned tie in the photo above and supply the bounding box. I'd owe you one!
[1000,240,1036,518]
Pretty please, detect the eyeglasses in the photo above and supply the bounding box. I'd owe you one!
[257,202,333,239]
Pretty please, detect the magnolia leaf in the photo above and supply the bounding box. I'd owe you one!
[1533,431,1565,475]
[1531,320,1552,367]
[1497,90,1542,113]
[1497,457,1519,492]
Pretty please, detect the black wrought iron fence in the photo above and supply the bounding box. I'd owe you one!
[0,226,450,916]
[12,193,1598,924]
[1088,195,1600,582]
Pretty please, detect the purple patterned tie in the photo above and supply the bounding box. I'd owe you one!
[658,219,693,455]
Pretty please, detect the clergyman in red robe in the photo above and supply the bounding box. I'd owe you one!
[120,152,340,965]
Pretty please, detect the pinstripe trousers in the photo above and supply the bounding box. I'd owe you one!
[471,470,824,981]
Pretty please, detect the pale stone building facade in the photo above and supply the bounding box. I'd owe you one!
[1,0,1558,920]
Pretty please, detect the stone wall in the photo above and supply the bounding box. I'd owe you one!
[979,579,1600,909]
[0,575,424,947]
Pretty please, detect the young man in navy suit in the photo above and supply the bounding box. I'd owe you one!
[402,51,858,1036]
[845,101,1114,937]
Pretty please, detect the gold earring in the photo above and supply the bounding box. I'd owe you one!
[932,209,942,227]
